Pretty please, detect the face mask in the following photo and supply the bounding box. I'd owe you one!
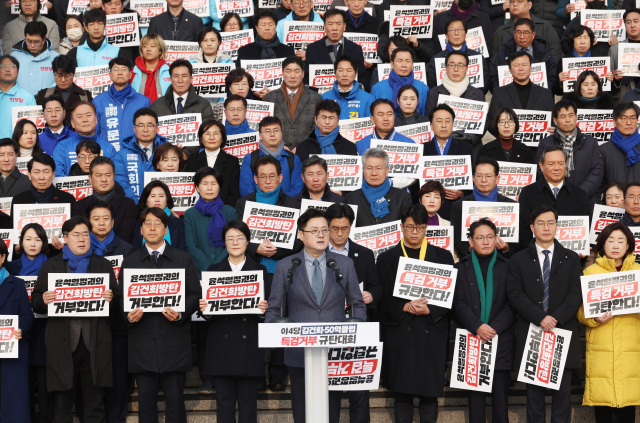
[457,0,474,10]
[587,0,605,9]
[67,27,83,41]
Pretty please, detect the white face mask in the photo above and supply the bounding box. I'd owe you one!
[67,27,83,41]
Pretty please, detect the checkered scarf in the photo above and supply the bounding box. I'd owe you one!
[557,128,577,177]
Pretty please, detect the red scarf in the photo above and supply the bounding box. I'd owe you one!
[133,56,166,102]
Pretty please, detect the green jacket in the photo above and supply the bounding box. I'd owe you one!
[184,205,238,274]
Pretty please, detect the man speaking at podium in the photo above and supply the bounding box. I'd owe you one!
[265,208,367,423]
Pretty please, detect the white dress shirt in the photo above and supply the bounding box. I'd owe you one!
[229,257,246,271]
[548,180,563,194]
[173,90,189,112]
[145,240,167,257]
[535,242,554,274]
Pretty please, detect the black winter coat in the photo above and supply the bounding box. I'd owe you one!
[292,185,345,208]
[72,193,137,244]
[347,239,382,312]
[345,11,381,34]
[236,42,295,68]
[432,9,493,56]
[345,187,413,227]
[183,149,242,207]
[507,239,583,370]
[559,91,615,109]
[295,131,358,163]
[304,37,370,90]
[453,252,516,371]
[477,139,536,164]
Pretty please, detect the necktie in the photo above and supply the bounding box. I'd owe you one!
[553,187,559,199]
[289,92,295,102]
[177,97,184,114]
[311,259,323,305]
[152,250,159,264]
[542,250,550,312]
[143,147,149,159]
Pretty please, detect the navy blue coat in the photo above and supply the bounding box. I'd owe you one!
[131,215,186,252]
[304,37,370,91]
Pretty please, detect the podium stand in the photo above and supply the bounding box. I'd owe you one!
[259,322,379,423]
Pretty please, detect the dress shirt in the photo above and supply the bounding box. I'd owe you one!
[145,240,167,257]
[173,90,189,113]
[535,242,555,275]
[436,137,450,155]
[328,242,349,256]
[229,257,246,271]
[548,180,564,193]
[304,249,327,289]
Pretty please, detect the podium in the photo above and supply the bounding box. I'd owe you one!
[259,322,380,423]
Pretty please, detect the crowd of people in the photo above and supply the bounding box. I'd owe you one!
[3,0,640,421]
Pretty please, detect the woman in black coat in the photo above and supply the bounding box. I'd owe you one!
[560,70,615,110]
[478,107,536,164]
[199,220,271,423]
[183,119,241,207]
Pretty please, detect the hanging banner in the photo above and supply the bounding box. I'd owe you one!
[576,109,614,144]
[47,273,110,317]
[581,10,625,42]
[122,268,186,312]
[0,197,11,215]
[437,95,488,135]
[496,162,537,200]
[350,220,402,260]
[242,201,299,249]
[581,269,640,318]
[105,13,140,47]
[300,200,358,226]
[13,204,71,243]
[144,172,198,211]
[555,216,590,256]
[11,105,45,134]
[309,64,336,94]
[0,316,19,358]
[105,255,124,280]
[517,323,572,391]
[425,225,454,255]
[192,63,235,99]
[11,0,46,13]
[618,43,640,76]
[378,62,426,84]
[165,41,199,63]
[497,62,548,88]
[52,176,93,201]
[512,109,552,147]
[460,201,520,242]
[316,154,363,191]
[343,33,381,63]
[328,343,384,391]
[338,117,375,143]
[241,58,284,90]
[74,65,112,96]
[389,5,433,38]
[222,132,259,165]
[419,154,473,190]
[434,55,484,88]
[130,0,166,27]
[157,113,202,147]
[396,122,433,144]
[561,57,611,92]
[590,204,624,244]
[200,270,264,315]
[283,21,325,50]
[214,0,254,17]
[220,29,254,60]
[450,329,498,393]
[437,27,488,58]
[183,0,210,16]
[392,256,458,308]
[258,322,380,348]
[370,140,422,178]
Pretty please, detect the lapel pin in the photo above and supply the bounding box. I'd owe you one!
[354,253,358,257]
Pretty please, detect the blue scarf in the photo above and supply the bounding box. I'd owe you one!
[109,83,132,104]
[611,128,640,166]
[473,185,498,202]
[21,252,47,276]
[437,136,452,155]
[90,230,115,256]
[315,126,339,154]
[194,196,226,247]
[446,41,467,52]
[0,267,8,286]
[62,245,92,273]
[225,119,251,135]
[256,184,281,205]
[362,178,391,218]
[388,70,414,110]
[573,48,591,57]
[142,207,172,245]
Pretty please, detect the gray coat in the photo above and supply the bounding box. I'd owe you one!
[0,167,30,198]
[265,250,366,367]
[599,139,640,196]
[345,186,413,227]
[265,87,322,149]
[491,14,561,63]
[2,14,60,55]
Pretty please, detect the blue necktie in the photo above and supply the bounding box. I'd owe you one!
[542,250,550,312]
[553,187,559,199]
[177,97,184,114]
[311,259,323,305]
[152,250,159,264]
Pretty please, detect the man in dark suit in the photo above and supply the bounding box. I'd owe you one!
[345,148,413,227]
[147,0,204,41]
[454,218,516,423]
[0,138,30,198]
[423,103,475,220]
[119,207,200,423]
[432,0,492,56]
[293,156,345,207]
[72,156,137,244]
[518,145,591,249]
[486,50,554,127]
[451,157,517,258]
[304,9,369,90]
[507,205,583,423]
[31,216,117,423]
[265,208,366,423]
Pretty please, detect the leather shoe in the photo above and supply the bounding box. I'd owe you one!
[268,377,285,392]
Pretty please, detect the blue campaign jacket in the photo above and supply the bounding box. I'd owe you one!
[356,129,414,155]
[0,83,36,139]
[75,40,121,67]
[12,39,60,96]
[39,125,74,156]
[370,76,429,116]
[93,85,151,152]
[52,131,118,176]
[131,63,172,97]
[276,10,324,43]
[239,148,303,198]
[322,82,374,120]
[114,134,167,203]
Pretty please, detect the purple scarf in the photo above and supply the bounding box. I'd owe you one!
[427,215,439,226]
[451,1,475,19]
[194,196,227,247]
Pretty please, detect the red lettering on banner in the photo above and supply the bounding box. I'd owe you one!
[595,218,618,231]
[328,165,360,177]
[328,360,378,376]
[355,232,400,250]
[128,281,182,297]
[536,331,555,384]
[557,227,586,240]
[387,153,419,164]
[206,282,260,299]
[0,328,14,341]
[399,271,452,289]
[106,23,136,36]
[55,286,105,301]
[166,184,196,196]
[423,165,468,178]
[465,213,515,226]
[17,214,67,229]
[246,217,294,231]
[587,282,638,302]
[426,236,450,249]
[466,334,480,387]
[498,174,533,186]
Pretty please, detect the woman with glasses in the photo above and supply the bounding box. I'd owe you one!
[478,106,535,164]
[395,85,428,126]
[131,33,171,102]
[561,69,614,109]
[152,142,185,172]
[212,69,255,121]
[12,119,43,158]
[220,12,243,32]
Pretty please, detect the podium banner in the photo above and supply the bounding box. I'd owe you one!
[419,155,473,189]
[328,343,383,391]
[242,201,299,249]
[317,155,363,191]
[496,162,536,200]
[517,323,572,391]
[123,269,186,312]
[144,172,198,211]
[47,273,110,317]
[258,322,380,348]
[201,270,264,315]
[590,204,624,244]
[450,329,497,393]
[392,256,458,308]
[0,316,19,358]
[460,202,519,242]
[581,269,640,318]
[351,220,401,260]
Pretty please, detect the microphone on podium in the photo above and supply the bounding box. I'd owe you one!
[272,257,302,323]
[327,258,364,323]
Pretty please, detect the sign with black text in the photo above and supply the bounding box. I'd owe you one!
[157,113,202,147]
[183,0,210,16]
[74,65,112,96]
[425,226,454,255]
[258,322,380,348]
[618,43,640,76]
[370,140,422,178]
[351,221,401,260]
[123,269,186,312]
[419,155,473,189]
[105,13,140,47]
[517,324,572,390]
[130,0,166,26]
[165,41,199,63]
[434,55,484,88]
[328,344,383,391]
[581,269,640,318]
[242,201,299,249]
[496,162,537,200]
[460,202,519,242]
[192,63,235,99]
[52,176,93,201]
[437,26,488,58]
[214,0,254,17]
[561,57,611,92]
[392,256,458,308]
[343,33,381,63]
[14,204,71,243]
[241,59,284,90]
[300,200,358,226]
[396,122,433,144]
[309,64,337,94]
[0,316,18,358]
[47,273,110,317]
[105,255,123,280]
[437,95,488,134]
[220,30,254,60]
[201,270,264,314]
[576,109,614,144]
[317,155,363,191]
[11,105,45,134]
[283,21,325,50]
[581,10,625,42]
[450,329,497,393]
[389,6,433,38]
[590,204,624,244]
[222,132,259,165]
[339,117,375,143]
[512,109,552,147]
[555,216,590,255]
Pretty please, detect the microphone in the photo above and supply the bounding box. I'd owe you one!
[272,258,302,323]
[327,259,364,323]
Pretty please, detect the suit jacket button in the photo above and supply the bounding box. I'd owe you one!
[407,327,410,330]
[225,334,228,338]
[243,335,246,339]
[243,318,246,321]
[425,330,428,333]
[318,309,321,312]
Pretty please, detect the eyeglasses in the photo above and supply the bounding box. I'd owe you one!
[473,235,495,242]
[474,174,495,180]
[617,115,638,123]
[447,28,465,33]
[330,226,350,233]
[535,221,557,228]
[0,64,17,70]
[403,224,426,233]
[626,194,640,202]
[143,221,164,228]
[68,232,90,239]
[225,236,247,243]
[300,228,330,237]
[514,30,533,36]
[262,128,281,136]
[498,120,515,126]
[54,72,73,80]
[77,154,98,162]
[134,123,157,129]
[25,39,44,45]
[258,175,278,182]
[364,166,386,173]
[447,63,467,70]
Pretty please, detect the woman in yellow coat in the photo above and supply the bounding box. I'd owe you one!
[578,221,640,422]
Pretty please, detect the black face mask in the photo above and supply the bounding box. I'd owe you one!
[457,0,474,10]
[586,0,605,9]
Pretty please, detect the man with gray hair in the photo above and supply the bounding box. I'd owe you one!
[345,147,413,226]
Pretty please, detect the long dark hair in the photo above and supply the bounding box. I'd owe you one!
[137,180,174,216]
[19,223,49,256]
[574,70,602,98]
[12,120,43,156]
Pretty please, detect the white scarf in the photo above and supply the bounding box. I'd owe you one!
[205,148,220,168]
[442,73,469,97]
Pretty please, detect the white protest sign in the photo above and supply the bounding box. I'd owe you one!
[165,41,199,63]
[11,0,46,13]
[220,30,254,60]
[581,10,625,42]
[562,57,611,92]
[0,229,15,263]
[460,202,520,242]
[201,270,264,315]
[47,274,110,317]
[590,204,624,244]
[214,0,254,17]
[437,27,489,58]
[434,55,484,88]
[497,162,537,200]
[11,106,45,134]
[242,58,284,90]
[328,344,384,391]
[192,63,235,99]
[630,228,640,263]
[258,0,278,7]
[618,43,640,76]
[183,0,210,16]
[396,122,433,144]
[0,198,12,215]
[313,0,332,13]
[52,176,93,201]
[13,204,71,243]
[425,226,454,255]
[570,0,586,19]
[371,140,422,178]
[67,0,90,14]
[0,316,19,358]
[16,158,29,176]
[222,132,259,165]
[123,269,186,312]
[419,155,473,190]
[144,172,199,211]
[389,5,433,38]
[450,329,498,393]
[283,21,325,50]
[339,117,375,143]
[130,0,166,26]
[258,322,380,348]
[555,216,590,256]
[343,33,381,63]
[437,95,488,135]
[309,64,337,94]
[581,269,640,318]
[105,255,123,280]
[517,323,572,390]
[74,65,112,97]
[392,256,458,308]
[300,200,358,226]
[377,62,426,84]
[576,109,614,144]
[351,220,402,261]
[242,201,299,249]
[497,62,548,88]
[513,109,552,147]
[317,154,363,191]
[105,13,140,47]
[157,114,202,147]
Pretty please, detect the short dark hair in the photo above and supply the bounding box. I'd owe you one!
[140,207,170,227]
[568,24,595,50]
[152,143,184,172]
[595,221,635,258]
[325,203,355,226]
[222,219,251,240]
[315,99,341,117]
[139,181,174,210]
[601,180,626,205]
[490,106,519,135]
[28,153,55,173]
[334,55,357,73]
[108,57,131,70]
[539,145,566,164]
[0,138,18,153]
[473,156,499,176]
[514,18,535,32]
[224,94,247,109]
[0,55,19,71]
[370,98,395,114]
[52,54,77,75]
[76,139,100,155]
[624,8,640,21]
[62,216,92,235]
[469,218,497,239]
[84,8,107,25]
[19,223,49,255]
[89,156,115,174]
[87,200,115,220]
[12,120,43,156]
[194,166,223,188]
[418,180,445,203]
[258,116,282,131]
[255,9,277,25]
[220,12,243,30]
[323,8,346,22]
[400,204,429,225]
[64,15,83,37]
[530,205,557,225]
[298,208,328,231]
[301,155,327,173]
[133,107,158,125]
[69,100,96,116]
[282,55,304,71]
[444,17,467,32]
[254,155,281,175]
[198,119,226,149]
[197,27,221,46]
[428,103,455,122]
[624,181,640,198]
[24,21,47,38]
[552,100,577,120]
[169,59,193,76]
[391,46,415,62]
[381,36,409,62]
[42,94,65,111]
[225,68,254,92]
[613,101,640,121]
[508,50,532,67]
[445,49,468,66]
[397,84,419,100]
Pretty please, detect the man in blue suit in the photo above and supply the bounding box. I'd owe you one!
[266,208,366,423]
